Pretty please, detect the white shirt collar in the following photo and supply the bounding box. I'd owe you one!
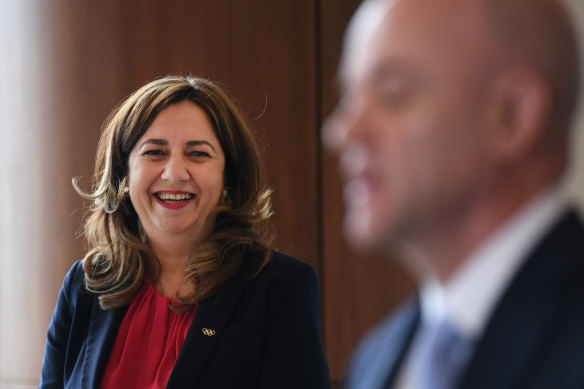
[419,187,568,338]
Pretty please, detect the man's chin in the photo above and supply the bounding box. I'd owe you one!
[343,210,390,253]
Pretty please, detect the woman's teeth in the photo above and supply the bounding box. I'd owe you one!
[156,192,194,202]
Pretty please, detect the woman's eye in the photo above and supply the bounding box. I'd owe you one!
[143,150,165,157]
[190,151,210,158]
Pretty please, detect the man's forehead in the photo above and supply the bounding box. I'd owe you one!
[339,0,396,85]
[338,0,491,89]
[339,0,439,86]
[344,0,396,50]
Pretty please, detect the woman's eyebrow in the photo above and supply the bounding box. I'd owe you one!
[138,139,167,149]
[186,140,216,152]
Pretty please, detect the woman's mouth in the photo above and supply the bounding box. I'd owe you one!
[154,191,195,209]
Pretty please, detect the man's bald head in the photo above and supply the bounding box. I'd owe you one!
[484,0,581,129]
[343,0,580,128]
[325,0,582,263]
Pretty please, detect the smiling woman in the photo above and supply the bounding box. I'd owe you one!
[39,76,331,388]
[127,101,227,289]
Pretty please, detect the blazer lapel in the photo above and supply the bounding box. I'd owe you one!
[458,210,584,389]
[82,298,127,389]
[381,301,420,389]
[458,279,558,389]
[166,279,248,388]
[348,298,420,389]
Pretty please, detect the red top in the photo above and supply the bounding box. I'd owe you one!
[99,283,197,389]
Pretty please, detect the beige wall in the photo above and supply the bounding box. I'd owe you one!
[0,2,61,388]
[565,0,584,207]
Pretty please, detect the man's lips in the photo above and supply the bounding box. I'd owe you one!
[338,145,383,200]
[344,177,374,208]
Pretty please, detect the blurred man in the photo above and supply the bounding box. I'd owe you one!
[323,0,583,388]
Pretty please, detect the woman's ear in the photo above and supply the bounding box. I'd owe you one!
[483,66,551,163]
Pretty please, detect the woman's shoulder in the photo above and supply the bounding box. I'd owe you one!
[59,259,90,304]
[265,250,314,272]
[247,250,318,287]
[64,259,85,284]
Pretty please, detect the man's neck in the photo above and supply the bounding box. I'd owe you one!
[398,182,564,283]
[419,186,567,337]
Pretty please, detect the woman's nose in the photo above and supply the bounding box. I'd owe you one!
[161,155,190,182]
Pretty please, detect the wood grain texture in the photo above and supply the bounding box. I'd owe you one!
[0,0,320,383]
[318,0,416,383]
[0,0,419,386]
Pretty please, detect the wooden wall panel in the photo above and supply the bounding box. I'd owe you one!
[1,0,419,387]
[47,0,320,268]
[318,0,416,385]
[0,1,319,387]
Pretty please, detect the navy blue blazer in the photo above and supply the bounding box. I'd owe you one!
[347,210,584,389]
[40,251,330,388]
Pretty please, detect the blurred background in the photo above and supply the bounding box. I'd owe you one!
[0,1,583,388]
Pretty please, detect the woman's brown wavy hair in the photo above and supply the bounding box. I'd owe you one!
[74,75,274,310]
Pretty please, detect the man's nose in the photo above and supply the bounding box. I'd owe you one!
[321,101,367,153]
[161,155,190,182]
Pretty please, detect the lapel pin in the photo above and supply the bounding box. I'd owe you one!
[202,328,216,336]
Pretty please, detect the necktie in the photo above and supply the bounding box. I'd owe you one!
[415,320,472,389]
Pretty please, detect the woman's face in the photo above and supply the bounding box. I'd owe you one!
[127,101,225,246]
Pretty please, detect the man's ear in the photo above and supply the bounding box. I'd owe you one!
[483,66,551,163]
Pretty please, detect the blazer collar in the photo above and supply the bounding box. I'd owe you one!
[348,297,419,389]
[381,300,420,389]
[83,300,128,389]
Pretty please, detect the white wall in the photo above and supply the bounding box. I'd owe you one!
[564,0,584,207]
[0,2,54,388]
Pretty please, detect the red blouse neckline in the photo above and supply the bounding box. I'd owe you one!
[99,282,197,389]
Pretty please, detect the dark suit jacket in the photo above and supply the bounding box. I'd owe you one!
[347,210,584,389]
[40,251,330,388]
